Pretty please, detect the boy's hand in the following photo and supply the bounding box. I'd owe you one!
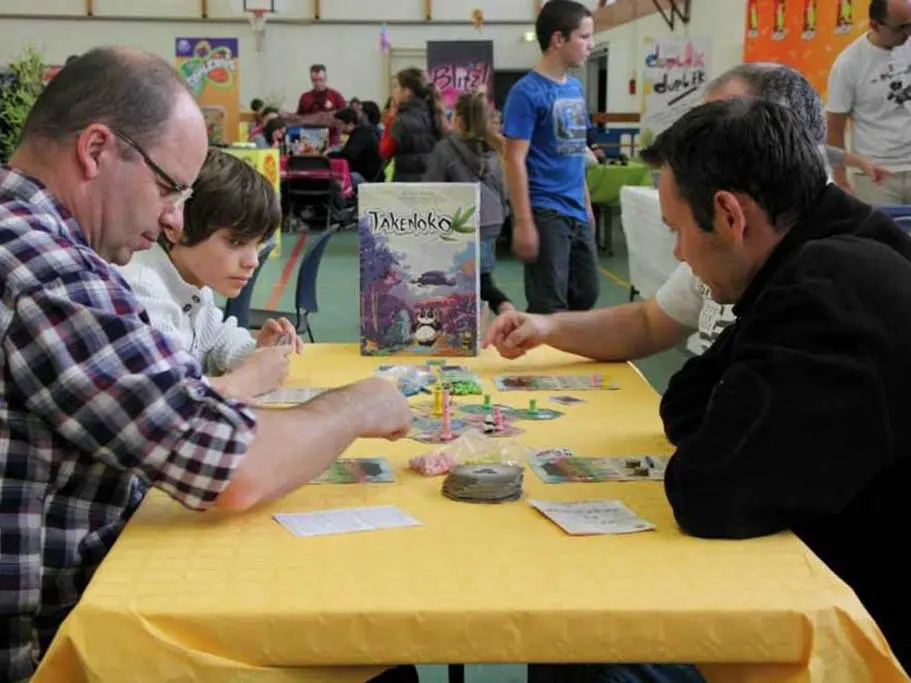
[258,318,305,353]
[511,218,539,262]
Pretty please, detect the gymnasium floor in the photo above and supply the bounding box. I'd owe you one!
[241,223,690,683]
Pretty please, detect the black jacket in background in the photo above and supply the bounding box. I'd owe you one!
[662,184,911,668]
[333,123,382,182]
[390,99,442,182]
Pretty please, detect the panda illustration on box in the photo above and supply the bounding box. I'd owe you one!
[413,308,442,347]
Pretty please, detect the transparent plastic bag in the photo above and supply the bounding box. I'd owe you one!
[409,428,535,476]
[375,364,435,397]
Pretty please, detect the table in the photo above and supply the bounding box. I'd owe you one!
[619,186,678,300]
[586,162,653,206]
[587,162,653,254]
[281,156,354,199]
[35,345,906,683]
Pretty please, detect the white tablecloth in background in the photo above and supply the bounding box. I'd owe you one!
[620,186,678,299]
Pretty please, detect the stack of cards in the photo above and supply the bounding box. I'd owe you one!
[442,463,524,504]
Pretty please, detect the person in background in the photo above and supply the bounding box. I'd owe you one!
[502,0,600,315]
[249,105,278,145]
[349,96,363,119]
[331,107,383,184]
[362,100,382,136]
[826,0,911,203]
[423,91,514,316]
[380,67,446,181]
[257,116,286,150]
[297,64,346,147]
[119,149,299,401]
[296,64,346,115]
[0,45,414,683]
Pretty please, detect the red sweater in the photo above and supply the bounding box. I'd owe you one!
[379,113,397,160]
[296,88,346,115]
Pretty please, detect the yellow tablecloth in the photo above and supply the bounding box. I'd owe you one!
[35,345,907,683]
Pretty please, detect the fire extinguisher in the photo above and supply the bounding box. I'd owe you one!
[629,76,637,95]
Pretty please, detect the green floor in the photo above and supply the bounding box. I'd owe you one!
[244,222,689,683]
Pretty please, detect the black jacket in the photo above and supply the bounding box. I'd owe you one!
[390,99,442,182]
[662,184,911,668]
[333,123,382,182]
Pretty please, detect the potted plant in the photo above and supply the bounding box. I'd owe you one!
[0,46,46,163]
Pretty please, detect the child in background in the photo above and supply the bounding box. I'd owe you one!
[380,68,447,181]
[423,91,515,316]
[501,0,600,314]
[119,149,303,402]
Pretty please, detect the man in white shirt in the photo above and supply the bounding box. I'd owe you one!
[827,0,911,203]
[485,63,840,361]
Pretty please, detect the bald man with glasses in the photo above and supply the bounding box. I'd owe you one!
[0,47,411,683]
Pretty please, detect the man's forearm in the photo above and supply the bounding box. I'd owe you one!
[544,301,687,362]
[215,386,369,510]
[825,144,846,168]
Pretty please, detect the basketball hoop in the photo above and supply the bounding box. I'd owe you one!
[249,9,268,52]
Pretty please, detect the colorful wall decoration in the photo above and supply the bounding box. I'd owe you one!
[425,41,494,119]
[744,0,867,99]
[175,38,240,145]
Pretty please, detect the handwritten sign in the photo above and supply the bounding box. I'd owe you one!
[640,36,711,142]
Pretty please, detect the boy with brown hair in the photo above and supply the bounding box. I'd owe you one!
[119,149,301,401]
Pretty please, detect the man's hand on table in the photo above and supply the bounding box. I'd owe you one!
[346,377,412,440]
[483,310,553,359]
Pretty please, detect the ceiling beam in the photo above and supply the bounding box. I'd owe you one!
[650,0,691,30]
[594,0,669,32]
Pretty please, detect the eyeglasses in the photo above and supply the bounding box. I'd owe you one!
[111,128,194,208]
[879,20,911,33]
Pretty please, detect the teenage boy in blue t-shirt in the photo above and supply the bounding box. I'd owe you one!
[503,0,600,314]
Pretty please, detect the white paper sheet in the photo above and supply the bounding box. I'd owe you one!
[274,505,421,537]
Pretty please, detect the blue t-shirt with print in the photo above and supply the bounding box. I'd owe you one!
[503,70,589,224]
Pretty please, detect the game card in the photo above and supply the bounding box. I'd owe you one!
[530,499,655,535]
[494,374,615,391]
[550,395,586,405]
[310,458,396,484]
[605,455,669,481]
[274,505,421,537]
[529,456,624,483]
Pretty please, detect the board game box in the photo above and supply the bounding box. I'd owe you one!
[359,183,480,357]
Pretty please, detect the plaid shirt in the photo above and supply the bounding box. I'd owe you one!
[0,167,257,682]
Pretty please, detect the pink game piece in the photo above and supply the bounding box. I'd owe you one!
[493,406,504,433]
[440,389,452,441]
[409,450,456,476]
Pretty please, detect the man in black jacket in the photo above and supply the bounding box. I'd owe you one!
[643,97,911,670]
[331,107,382,184]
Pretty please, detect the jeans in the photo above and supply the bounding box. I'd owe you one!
[528,664,706,683]
[524,208,600,314]
[480,234,511,313]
